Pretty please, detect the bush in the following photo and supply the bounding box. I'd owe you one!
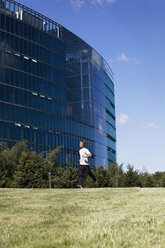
[0,141,165,188]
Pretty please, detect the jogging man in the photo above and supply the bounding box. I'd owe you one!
[77,140,96,188]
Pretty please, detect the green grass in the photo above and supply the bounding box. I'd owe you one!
[0,188,165,248]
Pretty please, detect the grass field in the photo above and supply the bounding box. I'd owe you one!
[0,188,165,248]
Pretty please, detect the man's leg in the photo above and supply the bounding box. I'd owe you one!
[78,165,84,187]
[88,166,96,183]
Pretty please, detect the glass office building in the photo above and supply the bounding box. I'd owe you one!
[0,0,116,167]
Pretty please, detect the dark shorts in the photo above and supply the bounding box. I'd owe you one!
[78,164,96,186]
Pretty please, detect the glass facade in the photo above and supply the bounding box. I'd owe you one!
[63,28,116,167]
[0,0,116,167]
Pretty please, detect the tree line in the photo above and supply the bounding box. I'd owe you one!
[0,141,165,188]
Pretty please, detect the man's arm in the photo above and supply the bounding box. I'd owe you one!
[82,153,92,158]
[86,153,92,158]
[82,149,92,158]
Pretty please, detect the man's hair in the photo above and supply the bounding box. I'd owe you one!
[80,140,86,147]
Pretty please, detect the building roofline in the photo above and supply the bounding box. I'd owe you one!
[0,0,114,78]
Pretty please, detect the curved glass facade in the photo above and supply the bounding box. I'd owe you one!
[0,0,116,167]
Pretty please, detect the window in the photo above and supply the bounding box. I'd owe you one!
[24,125,30,129]
[24,56,29,60]
[40,95,45,98]
[32,59,37,63]
[15,123,21,127]
[15,53,21,57]
[32,92,38,96]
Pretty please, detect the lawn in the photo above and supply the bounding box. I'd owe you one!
[0,188,165,248]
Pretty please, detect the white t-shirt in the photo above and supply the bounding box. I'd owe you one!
[79,147,91,165]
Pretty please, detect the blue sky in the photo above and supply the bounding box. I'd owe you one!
[19,0,165,173]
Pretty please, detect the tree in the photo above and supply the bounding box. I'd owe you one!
[0,141,29,187]
[0,142,15,187]
[44,146,64,188]
[13,149,47,188]
[62,162,78,188]
[139,171,156,187]
[107,162,125,187]
[83,176,95,188]
[123,164,140,187]
[160,174,165,187]
[153,171,165,187]
[0,143,10,187]
[95,166,108,187]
